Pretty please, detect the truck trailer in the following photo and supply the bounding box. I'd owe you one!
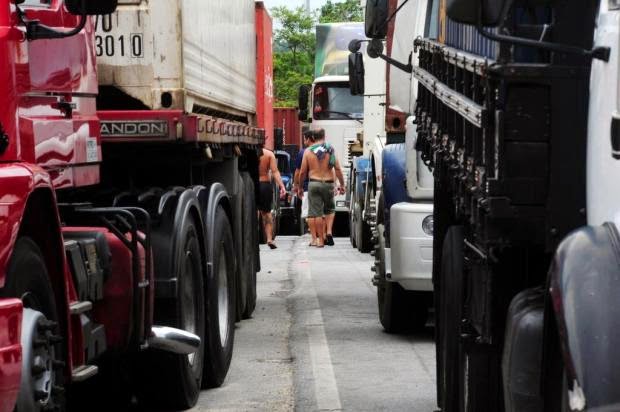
[367,0,620,410]
[0,0,269,410]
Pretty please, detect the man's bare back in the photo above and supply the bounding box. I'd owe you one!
[259,148,275,182]
[303,149,335,181]
[300,143,345,188]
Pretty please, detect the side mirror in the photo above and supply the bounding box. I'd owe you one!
[348,52,365,96]
[298,85,310,121]
[367,38,384,59]
[446,0,513,26]
[364,0,388,39]
[65,0,118,16]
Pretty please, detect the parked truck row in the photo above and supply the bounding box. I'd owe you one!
[362,0,620,410]
[0,0,272,410]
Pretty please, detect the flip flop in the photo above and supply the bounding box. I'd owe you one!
[267,242,277,249]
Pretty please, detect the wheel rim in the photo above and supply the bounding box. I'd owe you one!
[18,308,57,412]
[217,247,230,348]
[182,251,199,368]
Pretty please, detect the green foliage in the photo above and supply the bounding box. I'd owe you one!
[271,2,363,108]
[319,0,364,23]
[271,6,316,107]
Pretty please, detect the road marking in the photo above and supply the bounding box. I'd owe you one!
[297,243,343,411]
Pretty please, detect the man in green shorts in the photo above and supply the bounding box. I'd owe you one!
[298,129,345,247]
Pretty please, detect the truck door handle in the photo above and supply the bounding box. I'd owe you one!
[611,112,620,159]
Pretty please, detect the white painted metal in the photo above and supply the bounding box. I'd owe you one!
[362,49,387,179]
[389,0,428,114]
[405,116,433,200]
[587,2,620,225]
[96,0,256,116]
[389,202,433,291]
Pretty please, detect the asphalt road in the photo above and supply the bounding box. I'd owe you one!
[192,236,437,411]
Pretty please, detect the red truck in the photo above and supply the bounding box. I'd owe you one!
[0,0,269,410]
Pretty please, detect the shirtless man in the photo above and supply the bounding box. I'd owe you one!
[258,147,286,249]
[298,128,345,247]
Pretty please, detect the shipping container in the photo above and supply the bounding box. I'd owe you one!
[274,108,303,148]
[256,2,274,149]
[96,0,257,119]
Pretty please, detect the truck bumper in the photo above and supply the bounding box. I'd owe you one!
[389,202,433,291]
[0,299,23,412]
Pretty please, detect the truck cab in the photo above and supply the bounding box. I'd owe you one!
[311,75,363,214]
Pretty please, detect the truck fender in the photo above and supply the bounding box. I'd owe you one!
[0,164,71,373]
[549,222,620,410]
[352,157,371,200]
[152,188,205,298]
[381,143,410,242]
[196,183,234,278]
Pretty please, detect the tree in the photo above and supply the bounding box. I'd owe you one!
[270,2,364,107]
[271,7,316,107]
[319,0,364,24]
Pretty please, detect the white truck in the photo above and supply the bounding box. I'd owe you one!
[299,23,366,231]
[348,0,434,333]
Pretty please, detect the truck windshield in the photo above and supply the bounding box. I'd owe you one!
[313,82,363,120]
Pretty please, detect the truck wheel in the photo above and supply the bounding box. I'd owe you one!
[349,176,357,248]
[203,206,236,388]
[437,225,464,411]
[356,205,372,253]
[137,217,205,409]
[241,172,257,319]
[3,237,65,412]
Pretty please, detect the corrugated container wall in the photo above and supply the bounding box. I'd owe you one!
[96,0,257,118]
[274,108,302,148]
[256,2,274,149]
[436,0,498,59]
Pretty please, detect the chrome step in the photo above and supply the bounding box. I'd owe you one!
[72,365,98,382]
[69,301,92,315]
[147,326,201,355]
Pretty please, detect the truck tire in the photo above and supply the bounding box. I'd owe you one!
[137,217,206,409]
[355,204,372,253]
[378,281,428,332]
[203,206,236,388]
[375,224,428,333]
[3,237,65,412]
[241,172,258,319]
[437,225,464,412]
[349,176,357,248]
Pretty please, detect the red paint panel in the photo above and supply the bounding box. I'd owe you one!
[256,2,274,150]
[0,4,101,189]
[0,299,22,412]
[0,163,55,287]
[0,298,22,412]
[273,108,302,147]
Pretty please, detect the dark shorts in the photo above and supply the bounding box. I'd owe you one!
[308,181,335,217]
[258,182,273,212]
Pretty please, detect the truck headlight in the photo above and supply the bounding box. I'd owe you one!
[422,215,434,236]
